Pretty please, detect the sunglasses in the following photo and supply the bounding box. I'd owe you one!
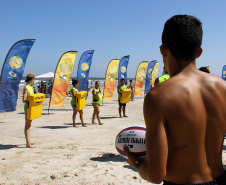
[159,45,167,55]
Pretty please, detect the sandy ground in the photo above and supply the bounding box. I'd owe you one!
[0,87,226,185]
[0,87,156,185]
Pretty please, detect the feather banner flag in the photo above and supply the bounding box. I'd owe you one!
[134,61,148,96]
[103,59,120,100]
[77,50,94,97]
[118,55,130,85]
[151,62,159,88]
[144,60,158,95]
[0,39,35,112]
[50,51,77,107]
[222,65,226,81]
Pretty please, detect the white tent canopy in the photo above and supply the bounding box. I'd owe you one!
[35,72,54,80]
[35,72,54,95]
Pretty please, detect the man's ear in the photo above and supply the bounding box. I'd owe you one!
[196,47,203,59]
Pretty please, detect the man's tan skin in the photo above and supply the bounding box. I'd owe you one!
[123,45,226,184]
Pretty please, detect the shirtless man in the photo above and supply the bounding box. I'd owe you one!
[123,15,226,184]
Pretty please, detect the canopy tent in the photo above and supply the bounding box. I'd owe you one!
[35,72,54,95]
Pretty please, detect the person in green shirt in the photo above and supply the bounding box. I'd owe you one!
[118,78,128,118]
[23,73,36,148]
[70,79,87,127]
[92,81,104,125]
[154,66,170,86]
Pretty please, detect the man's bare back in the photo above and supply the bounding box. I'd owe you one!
[144,70,226,184]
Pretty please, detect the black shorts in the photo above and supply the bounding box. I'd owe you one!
[93,98,98,103]
[163,171,226,185]
[118,100,126,106]
[71,104,76,108]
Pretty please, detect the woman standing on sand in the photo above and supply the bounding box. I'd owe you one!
[92,81,104,125]
[23,73,36,148]
[129,80,134,101]
[70,79,87,127]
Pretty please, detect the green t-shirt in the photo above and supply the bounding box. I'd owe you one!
[23,85,34,114]
[118,84,127,99]
[159,74,170,84]
[70,87,79,105]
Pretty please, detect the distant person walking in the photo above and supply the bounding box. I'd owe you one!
[70,79,87,127]
[23,73,36,148]
[92,81,104,125]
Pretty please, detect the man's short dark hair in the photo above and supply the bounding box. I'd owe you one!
[129,80,132,82]
[162,15,203,62]
[121,78,125,81]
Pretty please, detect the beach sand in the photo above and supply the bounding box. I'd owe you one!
[0,87,226,185]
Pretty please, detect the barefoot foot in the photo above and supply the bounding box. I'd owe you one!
[123,115,129,117]
[30,142,36,145]
[26,144,36,148]
[82,124,87,127]
[120,116,123,118]
[99,122,104,125]
[92,122,98,124]
[73,124,79,127]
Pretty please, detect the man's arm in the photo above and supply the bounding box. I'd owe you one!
[124,90,168,183]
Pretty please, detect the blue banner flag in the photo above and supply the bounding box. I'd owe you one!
[222,65,226,81]
[118,55,130,85]
[77,50,94,96]
[0,39,35,112]
[145,60,158,94]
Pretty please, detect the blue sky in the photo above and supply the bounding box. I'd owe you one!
[0,0,225,78]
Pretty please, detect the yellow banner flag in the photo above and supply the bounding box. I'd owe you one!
[50,51,77,107]
[151,63,159,87]
[134,61,148,96]
[103,59,120,100]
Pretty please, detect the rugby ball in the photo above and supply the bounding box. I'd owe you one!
[115,126,146,160]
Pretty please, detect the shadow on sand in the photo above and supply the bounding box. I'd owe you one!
[37,126,68,129]
[18,112,54,115]
[99,117,118,119]
[123,165,136,172]
[0,122,5,123]
[90,153,126,162]
[42,109,72,111]
[0,144,22,150]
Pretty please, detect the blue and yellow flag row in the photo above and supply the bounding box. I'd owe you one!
[1,39,222,112]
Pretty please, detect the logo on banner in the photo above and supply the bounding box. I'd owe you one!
[121,74,124,78]
[121,66,126,73]
[81,73,86,78]
[109,76,113,80]
[139,76,143,80]
[60,63,71,73]
[9,56,22,69]
[109,68,116,75]
[81,62,89,72]
[8,71,17,78]
[138,69,145,76]
[223,71,226,75]
[60,74,67,80]
[148,68,153,74]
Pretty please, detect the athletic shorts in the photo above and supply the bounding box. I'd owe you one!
[118,100,126,107]
[93,98,98,103]
[71,104,76,108]
[163,171,226,185]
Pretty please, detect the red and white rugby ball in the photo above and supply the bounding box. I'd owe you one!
[115,126,146,160]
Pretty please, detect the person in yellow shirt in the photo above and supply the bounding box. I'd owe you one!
[23,73,36,148]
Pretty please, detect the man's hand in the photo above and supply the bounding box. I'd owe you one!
[123,145,143,170]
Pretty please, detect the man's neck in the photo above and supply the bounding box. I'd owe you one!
[169,60,197,77]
